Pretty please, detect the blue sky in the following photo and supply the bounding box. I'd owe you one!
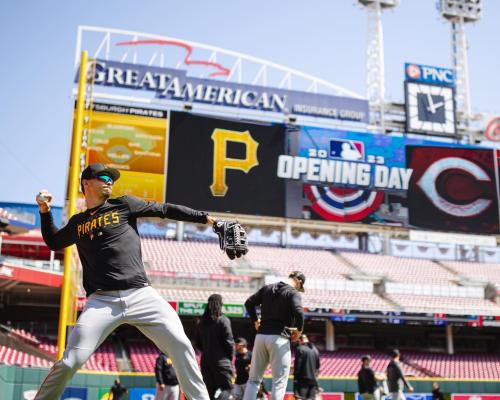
[0,0,498,206]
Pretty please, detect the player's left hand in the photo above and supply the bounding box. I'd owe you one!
[213,220,248,260]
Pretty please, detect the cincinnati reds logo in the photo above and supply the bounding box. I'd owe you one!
[304,185,384,222]
[484,117,500,142]
[406,64,421,80]
[417,157,492,217]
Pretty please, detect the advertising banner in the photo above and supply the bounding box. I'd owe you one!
[98,388,113,400]
[452,396,500,400]
[166,111,286,216]
[357,394,431,400]
[282,125,431,223]
[129,388,156,400]
[285,393,343,400]
[86,102,168,202]
[405,63,455,86]
[320,395,344,400]
[178,301,246,317]
[163,113,500,234]
[178,301,205,316]
[87,59,369,123]
[61,387,87,400]
[280,125,500,233]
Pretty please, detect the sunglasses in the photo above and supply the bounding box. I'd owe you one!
[96,175,114,185]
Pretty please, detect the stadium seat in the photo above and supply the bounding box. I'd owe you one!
[340,252,458,284]
[441,261,500,286]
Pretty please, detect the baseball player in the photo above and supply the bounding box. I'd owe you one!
[232,337,252,400]
[386,349,414,400]
[293,334,320,400]
[357,355,385,400]
[243,271,305,400]
[33,163,247,400]
[109,378,128,400]
[155,352,179,400]
[195,293,235,400]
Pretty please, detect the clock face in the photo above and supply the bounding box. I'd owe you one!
[405,81,456,135]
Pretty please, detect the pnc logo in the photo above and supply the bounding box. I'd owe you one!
[406,64,421,80]
[406,63,455,85]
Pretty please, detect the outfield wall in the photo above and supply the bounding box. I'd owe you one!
[1,366,500,399]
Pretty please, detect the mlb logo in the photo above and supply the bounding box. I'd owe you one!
[329,139,364,161]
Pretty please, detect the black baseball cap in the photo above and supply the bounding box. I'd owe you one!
[235,337,248,346]
[289,271,306,293]
[81,163,120,182]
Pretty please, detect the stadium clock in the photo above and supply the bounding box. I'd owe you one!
[405,81,456,135]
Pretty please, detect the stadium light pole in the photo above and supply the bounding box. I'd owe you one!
[358,0,399,134]
[57,50,88,359]
[439,0,482,128]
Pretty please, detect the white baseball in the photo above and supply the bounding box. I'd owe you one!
[37,192,51,203]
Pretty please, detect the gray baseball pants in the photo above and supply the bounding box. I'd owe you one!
[243,334,291,400]
[390,391,406,400]
[34,286,209,400]
[156,383,180,400]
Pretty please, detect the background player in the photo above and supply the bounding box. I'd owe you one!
[387,349,414,400]
[243,271,305,400]
[233,337,252,400]
[357,355,386,400]
[293,334,320,400]
[155,351,179,400]
[196,294,235,400]
[109,378,128,400]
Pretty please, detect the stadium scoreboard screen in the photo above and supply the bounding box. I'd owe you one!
[80,103,500,235]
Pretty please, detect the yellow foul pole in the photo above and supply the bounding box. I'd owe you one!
[57,50,88,359]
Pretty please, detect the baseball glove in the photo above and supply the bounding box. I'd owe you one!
[213,220,248,260]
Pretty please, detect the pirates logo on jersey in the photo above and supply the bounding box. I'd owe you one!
[304,184,384,222]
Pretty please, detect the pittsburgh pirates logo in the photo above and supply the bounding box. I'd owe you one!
[210,128,259,196]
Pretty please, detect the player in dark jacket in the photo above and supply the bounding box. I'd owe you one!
[432,382,445,400]
[155,352,179,400]
[358,355,386,400]
[196,294,235,400]
[34,163,214,400]
[109,379,127,400]
[293,334,320,400]
[233,337,252,400]
[243,271,305,400]
[386,349,413,400]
